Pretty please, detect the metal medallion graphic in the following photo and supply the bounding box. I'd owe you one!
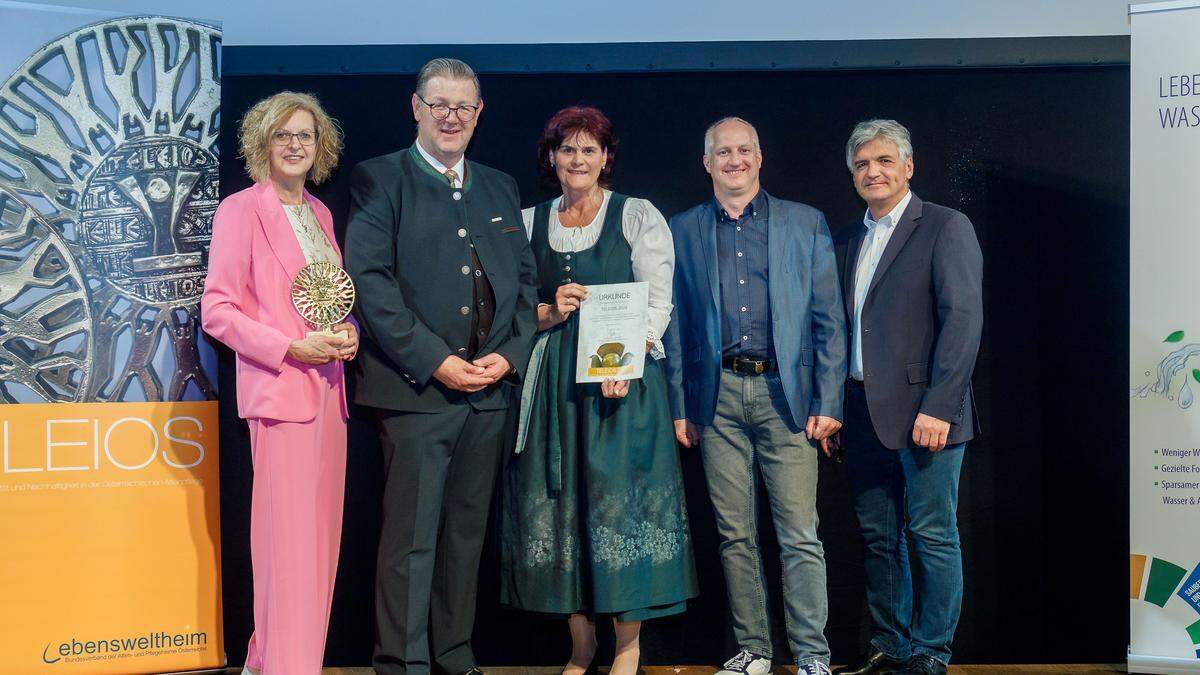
[291,261,356,334]
[0,187,94,403]
[0,16,221,402]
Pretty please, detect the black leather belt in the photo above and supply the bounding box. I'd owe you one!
[848,378,865,389]
[722,355,775,375]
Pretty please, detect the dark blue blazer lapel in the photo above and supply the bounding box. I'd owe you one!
[843,225,865,315]
[865,193,923,304]
[698,202,720,313]
[765,192,787,303]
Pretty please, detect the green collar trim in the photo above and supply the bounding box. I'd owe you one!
[408,144,473,191]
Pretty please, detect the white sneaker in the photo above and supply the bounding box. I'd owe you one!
[797,663,831,675]
[717,649,772,675]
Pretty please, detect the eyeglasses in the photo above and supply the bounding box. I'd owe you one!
[271,130,317,146]
[416,94,479,122]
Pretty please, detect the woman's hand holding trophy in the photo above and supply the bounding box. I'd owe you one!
[289,261,358,364]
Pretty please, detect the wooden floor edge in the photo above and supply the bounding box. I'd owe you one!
[212,665,1128,674]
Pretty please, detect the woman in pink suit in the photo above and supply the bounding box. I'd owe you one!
[201,91,357,675]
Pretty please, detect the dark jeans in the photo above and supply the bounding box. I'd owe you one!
[372,405,506,675]
[842,383,965,665]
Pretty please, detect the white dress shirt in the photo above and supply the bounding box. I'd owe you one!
[521,190,675,358]
[415,139,465,187]
[850,189,912,380]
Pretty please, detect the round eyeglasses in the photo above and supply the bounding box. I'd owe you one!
[417,94,479,122]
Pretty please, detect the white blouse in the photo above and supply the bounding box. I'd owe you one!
[521,190,675,356]
[284,202,340,266]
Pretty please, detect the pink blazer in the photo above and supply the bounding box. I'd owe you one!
[201,181,353,423]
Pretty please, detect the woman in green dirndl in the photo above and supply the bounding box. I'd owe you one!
[501,106,697,675]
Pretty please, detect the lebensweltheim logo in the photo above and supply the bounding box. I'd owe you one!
[41,629,208,665]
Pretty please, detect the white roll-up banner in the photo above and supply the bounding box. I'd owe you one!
[1130,1,1200,673]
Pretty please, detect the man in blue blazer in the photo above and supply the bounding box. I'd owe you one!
[663,117,847,675]
[832,120,982,675]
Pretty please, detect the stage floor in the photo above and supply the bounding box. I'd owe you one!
[211,666,1126,674]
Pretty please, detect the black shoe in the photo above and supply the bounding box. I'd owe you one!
[832,648,905,675]
[456,668,484,675]
[894,655,946,675]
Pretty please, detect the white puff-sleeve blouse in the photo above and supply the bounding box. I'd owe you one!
[521,190,675,358]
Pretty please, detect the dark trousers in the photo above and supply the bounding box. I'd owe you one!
[842,383,965,665]
[372,404,506,675]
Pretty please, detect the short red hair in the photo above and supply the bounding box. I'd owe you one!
[536,106,617,187]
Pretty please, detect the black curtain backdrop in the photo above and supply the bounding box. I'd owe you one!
[215,65,1130,666]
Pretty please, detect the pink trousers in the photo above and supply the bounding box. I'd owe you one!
[243,375,346,675]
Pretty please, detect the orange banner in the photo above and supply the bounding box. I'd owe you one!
[0,401,224,674]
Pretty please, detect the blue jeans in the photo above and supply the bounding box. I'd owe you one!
[842,384,965,665]
[699,370,830,666]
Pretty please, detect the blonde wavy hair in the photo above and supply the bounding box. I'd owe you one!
[237,91,344,185]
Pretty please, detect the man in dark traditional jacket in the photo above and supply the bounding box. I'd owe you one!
[344,57,538,675]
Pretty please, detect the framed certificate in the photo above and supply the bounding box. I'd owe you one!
[575,281,649,383]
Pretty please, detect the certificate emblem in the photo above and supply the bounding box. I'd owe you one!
[588,342,637,374]
[290,261,355,337]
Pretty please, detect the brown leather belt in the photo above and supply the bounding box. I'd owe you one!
[722,355,775,375]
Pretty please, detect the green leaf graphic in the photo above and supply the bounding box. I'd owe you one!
[1166,330,1186,343]
[1193,369,1200,384]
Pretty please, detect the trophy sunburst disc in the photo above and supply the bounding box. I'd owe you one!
[290,261,355,337]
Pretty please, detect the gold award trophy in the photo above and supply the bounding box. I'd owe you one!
[291,261,356,341]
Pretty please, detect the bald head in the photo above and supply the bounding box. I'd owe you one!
[704,117,760,156]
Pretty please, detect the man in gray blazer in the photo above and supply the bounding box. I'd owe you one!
[833,120,982,675]
[663,117,847,675]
